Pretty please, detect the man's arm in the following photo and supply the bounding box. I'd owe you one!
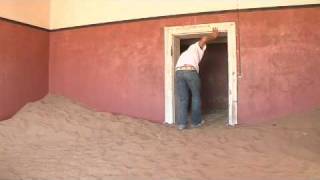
[198,28,219,49]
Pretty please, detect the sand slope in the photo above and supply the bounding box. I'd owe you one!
[0,95,320,180]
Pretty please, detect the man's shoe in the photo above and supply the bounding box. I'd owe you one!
[177,124,187,130]
[191,120,205,128]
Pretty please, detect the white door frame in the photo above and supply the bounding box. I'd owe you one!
[164,22,238,126]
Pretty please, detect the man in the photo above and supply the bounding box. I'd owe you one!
[175,28,219,130]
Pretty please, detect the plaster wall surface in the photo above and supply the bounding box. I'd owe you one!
[0,19,49,120]
[49,7,320,123]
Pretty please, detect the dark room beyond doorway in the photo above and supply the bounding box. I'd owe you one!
[179,37,228,124]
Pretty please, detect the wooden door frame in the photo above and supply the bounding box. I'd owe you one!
[164,22,238,126]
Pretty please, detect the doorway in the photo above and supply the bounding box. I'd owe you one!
[164,22,238,126]
[179,37,229,124]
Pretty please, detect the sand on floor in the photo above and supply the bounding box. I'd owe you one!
[0,95,320,180]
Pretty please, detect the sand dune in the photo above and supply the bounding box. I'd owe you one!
[0,95,320,180]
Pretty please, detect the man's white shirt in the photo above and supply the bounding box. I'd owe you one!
[175,42,207,73]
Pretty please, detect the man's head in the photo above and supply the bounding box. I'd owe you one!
[200,36,208,45]
[198,36,208,49]
[198,28,219,48]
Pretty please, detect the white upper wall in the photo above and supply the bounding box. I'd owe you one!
[50,0,319,29]
[238,0,319,9]
[0,0,50,28]
[0,0,319,29]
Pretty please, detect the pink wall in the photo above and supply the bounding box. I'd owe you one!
[49,12,237,123]
[49,6,320,124]
[0,19,49,120]
[238,7,320,123]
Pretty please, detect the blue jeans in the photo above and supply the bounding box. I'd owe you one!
[175,70,202,126]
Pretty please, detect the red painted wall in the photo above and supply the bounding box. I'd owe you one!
[49,12,237,123]
[238,7,320,123]
[49,7,320,124]
[0,20,49,120]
